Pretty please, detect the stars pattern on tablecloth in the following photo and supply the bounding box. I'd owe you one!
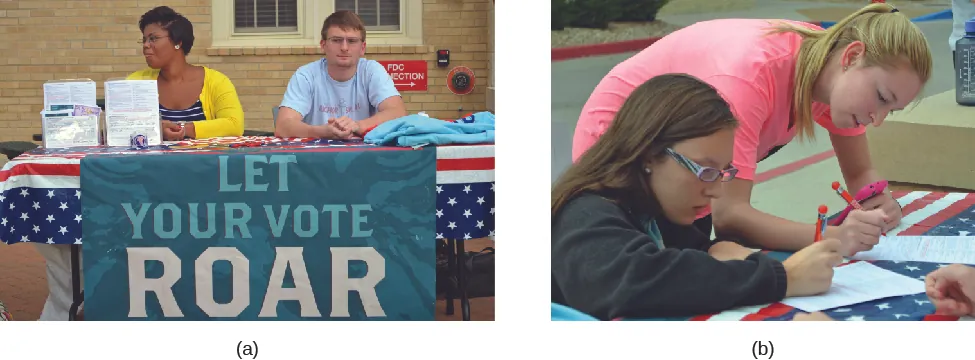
[924,203,975,235]
[0,187,81,245]
[436,182,494,240]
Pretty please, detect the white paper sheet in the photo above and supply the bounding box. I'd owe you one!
[104,112,162,147]
[103,79,162,146]
[851,236,975,265]
[780,262,925,312]
[104,80,159,113]
[43,81,97,111]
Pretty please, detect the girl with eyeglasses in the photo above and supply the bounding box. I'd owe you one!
[551,74,844,320]
[572,4,931,258]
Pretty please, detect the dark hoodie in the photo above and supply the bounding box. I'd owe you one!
[551,192,788,320]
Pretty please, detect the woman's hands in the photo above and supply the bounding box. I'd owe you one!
[860,192,902,233]
[160,120,184,141]
[832,209,886,257]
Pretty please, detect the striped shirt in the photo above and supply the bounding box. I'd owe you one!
[160,99,206,122]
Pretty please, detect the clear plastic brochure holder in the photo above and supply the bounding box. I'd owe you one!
[40,79,102,149]
[102,76,163,147]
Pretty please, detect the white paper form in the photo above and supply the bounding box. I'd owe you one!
[104,80,159,113]
[780,262,925,312]
[851,236,975,265]
[43,81,97,111]
[103,79,162,146]
[104,112,162,146]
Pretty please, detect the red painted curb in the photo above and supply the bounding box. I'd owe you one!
[552,37,661,62]
[754,149,836,184]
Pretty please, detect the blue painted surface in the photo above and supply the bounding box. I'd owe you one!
[551,303,598,321]
[913,9,953,22]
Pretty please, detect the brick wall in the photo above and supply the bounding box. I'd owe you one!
[0,0,493,142]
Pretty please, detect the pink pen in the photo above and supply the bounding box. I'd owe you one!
[829,180,889,236]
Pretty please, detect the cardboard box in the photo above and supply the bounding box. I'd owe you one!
[867,89,975,190]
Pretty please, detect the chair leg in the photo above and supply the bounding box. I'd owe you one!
[69,244,83,321]
[457,239,470,321]
[444,238,456,316]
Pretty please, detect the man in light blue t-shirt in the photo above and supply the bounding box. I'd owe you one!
[275,10,406,139]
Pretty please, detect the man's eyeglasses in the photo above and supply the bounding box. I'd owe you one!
[328,37,362,45]
[138,35,169,45]
[665,148,738,182]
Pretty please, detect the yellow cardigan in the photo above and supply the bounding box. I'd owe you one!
[126,66,245,139]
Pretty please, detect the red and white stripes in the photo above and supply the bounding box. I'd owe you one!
[435,144,495,184]
[1,144,497,191]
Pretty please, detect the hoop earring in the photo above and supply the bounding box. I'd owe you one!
[175,45,180,50]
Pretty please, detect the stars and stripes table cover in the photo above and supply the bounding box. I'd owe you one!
[620,190,975,321]
[0,137,494,246]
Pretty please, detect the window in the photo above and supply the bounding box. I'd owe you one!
[233,0,299,34]
[211,0,423,48]
[335,0,401,32]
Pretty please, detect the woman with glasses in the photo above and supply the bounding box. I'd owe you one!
[551,74,845,320]
[572,3,929,257]
[128,6,244,141]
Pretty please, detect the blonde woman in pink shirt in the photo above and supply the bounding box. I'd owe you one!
[572,3,931,257]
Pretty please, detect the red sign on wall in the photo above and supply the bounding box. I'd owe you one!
[377,60,428,91]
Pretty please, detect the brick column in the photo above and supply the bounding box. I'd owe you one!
[487,0,495,112]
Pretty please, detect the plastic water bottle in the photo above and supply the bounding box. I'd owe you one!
[955,18,975,106]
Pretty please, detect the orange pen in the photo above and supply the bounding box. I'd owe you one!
[815,205,827,242]
[832,181,863,210]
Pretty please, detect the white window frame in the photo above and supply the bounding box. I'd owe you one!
[336,0,400,32]
[211,0,423,49]
[232,0,301,34]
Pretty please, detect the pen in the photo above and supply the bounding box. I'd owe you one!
[831,181,863,210]
[815,205,827,242]
[831,181,886,236]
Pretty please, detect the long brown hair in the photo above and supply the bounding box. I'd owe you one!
[769,3,931,141]
[552,74,738,219]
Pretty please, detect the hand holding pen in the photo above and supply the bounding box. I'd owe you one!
[825,183,887,257]
[832,181,886,236]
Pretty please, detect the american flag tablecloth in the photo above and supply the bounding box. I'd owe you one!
[0,137,494,246]
[625,190,975,321]
[435,144,496,241]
